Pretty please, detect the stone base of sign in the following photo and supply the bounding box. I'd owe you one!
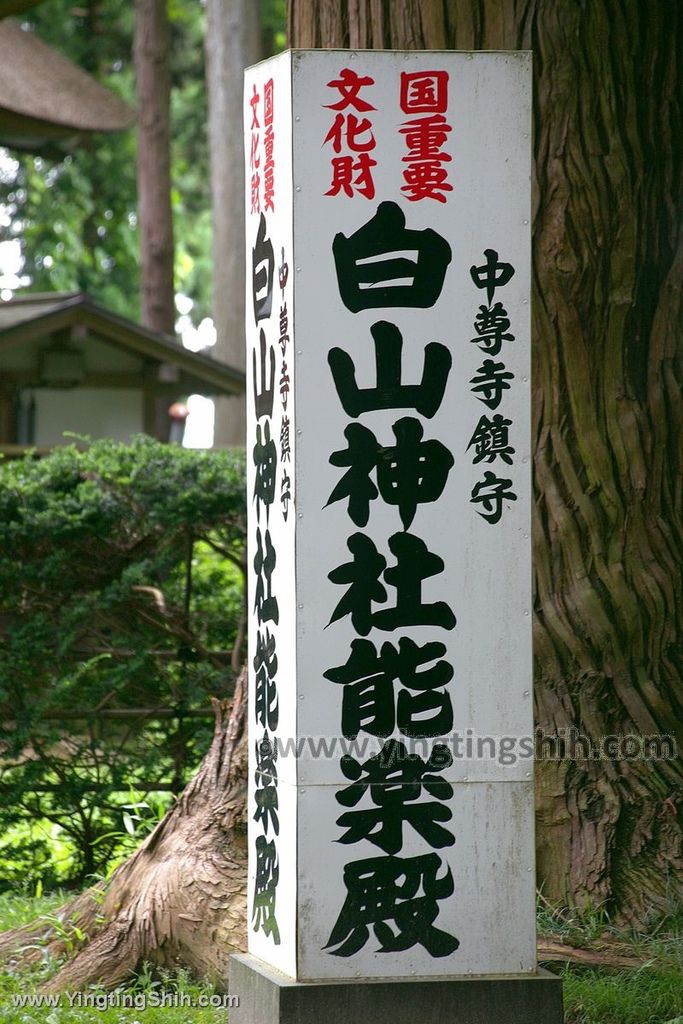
[229,953,564,1024]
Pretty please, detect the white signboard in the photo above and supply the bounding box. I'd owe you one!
[245,49,534,982]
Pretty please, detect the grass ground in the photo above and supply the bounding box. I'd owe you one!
[0,892,230,1023]
[538,903,683,1024]
[0,892,681,1022]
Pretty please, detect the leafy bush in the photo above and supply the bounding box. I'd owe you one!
[0,437,246,884]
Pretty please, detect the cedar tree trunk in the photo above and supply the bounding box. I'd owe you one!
[206,0,261,447]
[135,0,176,441]
[286,0,683,923]
[134,0,175,335]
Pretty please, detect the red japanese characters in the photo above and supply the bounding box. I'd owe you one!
[250,79,276,214]
[399,71,452,203]
[324,68,377,199]
[322,67,453,204]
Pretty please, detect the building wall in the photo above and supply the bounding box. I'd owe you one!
[33,387,144,446]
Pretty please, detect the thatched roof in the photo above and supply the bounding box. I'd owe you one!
[0,18,134,150]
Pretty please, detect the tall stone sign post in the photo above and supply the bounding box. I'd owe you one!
[233,49,563,1024]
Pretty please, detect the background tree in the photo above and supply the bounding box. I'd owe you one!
[287,0,683,925]
[205,0,262,447]
[134,0,174,335]
[0,0,214,327]
[134,0,175,442]
[207,0,288,448]
[0,1,138,314]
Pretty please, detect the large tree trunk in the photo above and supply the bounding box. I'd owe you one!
[135,0,176,442]
[286,0,683,923]
[134,0,175,335]
[0,675,247,992]
[205,0,261,447]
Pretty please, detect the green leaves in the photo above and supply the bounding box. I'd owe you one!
[0,438,246,884]
[0,0,216,325]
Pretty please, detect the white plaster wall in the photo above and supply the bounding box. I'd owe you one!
[34,388,144,445]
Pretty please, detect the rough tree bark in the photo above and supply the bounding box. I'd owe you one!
[0,676,247,992]
[285,0,683,922]
[206,0,261,447]
[134,0,175,336]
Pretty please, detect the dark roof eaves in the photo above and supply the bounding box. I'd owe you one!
[0,294,245,395]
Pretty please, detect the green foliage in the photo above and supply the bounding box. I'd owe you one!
[538,902,683,1024]
[0,438,246,884]
[0,888,67,932]
[263,0,288,52]
[562,963,683,1024]
[0,893,229,1021]
[0,893,679,1023]
[0,0,215,323]
[0,830,60,891]
[0,0,138,316]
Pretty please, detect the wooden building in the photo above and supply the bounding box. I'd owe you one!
[0,293,245,453]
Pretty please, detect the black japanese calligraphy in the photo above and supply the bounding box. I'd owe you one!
[254,733,279,836]
[325,853,459,957]
[280,415,291,463]
[470,302,515,357]
[335,739,454,854]
[253,328,275,420]
[466,250,519,526]
[327,532,387,637]
[470,471,518,525]
[248,76,282,953]
[254,527,279,626]
[469,249,515,304]
[469,359,514,410]
[281,471,292,521]
[466,414,515,464]
[329,322,451,419]
[332,202,451,312]
[328,417,454,528]
[328,532,456,635]
[252,214,275,323]
[320,95,467,963]
[324,637,454,740]
[254,628,279,732]
[253,835,280,943]
[253,422,277,518]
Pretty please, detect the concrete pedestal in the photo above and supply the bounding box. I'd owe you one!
[229,953,564,1024]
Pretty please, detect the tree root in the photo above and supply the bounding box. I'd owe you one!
[538,936,646,969]
[0,672,248,993]
[0,670,656,989]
